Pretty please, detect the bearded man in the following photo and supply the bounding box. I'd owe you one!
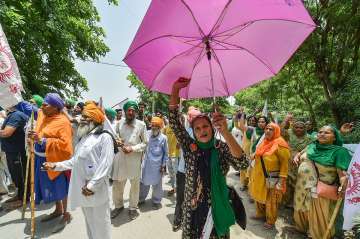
[139,117,168,209]
[111,100,147,220]
[30,93,73,232]
[43,102,115,239]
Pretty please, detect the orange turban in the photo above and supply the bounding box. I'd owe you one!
[151,117,163,128]
[83,102,105,124]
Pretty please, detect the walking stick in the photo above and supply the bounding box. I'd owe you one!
[21,111,34,219]
[322,180,346,239]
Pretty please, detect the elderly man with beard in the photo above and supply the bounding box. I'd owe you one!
[43,102,115,239]
[29,93,73,232]
[139,117,168,209]
[111,100,147,220]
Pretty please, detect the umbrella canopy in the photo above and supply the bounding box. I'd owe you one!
[124,0,316,99]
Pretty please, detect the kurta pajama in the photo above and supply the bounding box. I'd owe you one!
[112,119,147,210]
[54,129,115,239]
[140,132,168,203]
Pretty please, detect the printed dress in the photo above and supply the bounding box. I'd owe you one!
[169,108,248,239]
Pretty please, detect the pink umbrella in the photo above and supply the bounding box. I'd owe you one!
[124,0,316,99]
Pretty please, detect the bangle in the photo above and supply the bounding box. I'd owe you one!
[169,104,179,108]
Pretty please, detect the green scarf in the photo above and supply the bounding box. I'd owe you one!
[197,138,235,236]
[250,127,264,153]
[307,126,352,171]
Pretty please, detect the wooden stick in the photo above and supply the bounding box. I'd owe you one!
[322,181,346,239]
[22,111,34,219]
[29,112,36,238]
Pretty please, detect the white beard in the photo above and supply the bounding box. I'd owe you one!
[77,122,96,138]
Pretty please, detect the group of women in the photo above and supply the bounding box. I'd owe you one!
[234,105,352,238]
[167,77,352,239]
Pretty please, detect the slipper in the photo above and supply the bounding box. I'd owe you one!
[52,215,72,233]
[263,223,274,229]
[41,211,63,222]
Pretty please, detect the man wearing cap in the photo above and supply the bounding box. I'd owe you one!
[43,102,114,239]
[105,107,117,129]
[29,93,73,232]
[111,100,147,220]
[139,117,168,209]
[30,94,44,108]
[0,103,29,208]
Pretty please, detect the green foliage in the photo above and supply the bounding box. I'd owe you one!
[127,72,170,114]
[235,0,360,143]
[0,0,118,99]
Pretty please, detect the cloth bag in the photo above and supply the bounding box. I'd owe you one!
[311,160,339,200]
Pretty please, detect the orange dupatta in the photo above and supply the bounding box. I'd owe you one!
[255,123,289,157]
[35,111,73,180]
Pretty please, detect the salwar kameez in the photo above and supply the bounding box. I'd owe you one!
[294,155,338,239]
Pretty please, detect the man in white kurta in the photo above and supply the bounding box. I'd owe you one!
[111,100,147,220]
[43,102,114,239]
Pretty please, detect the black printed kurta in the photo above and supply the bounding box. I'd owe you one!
[169,108,248,239]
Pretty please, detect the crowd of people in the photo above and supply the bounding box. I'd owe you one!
[0,77,358,239]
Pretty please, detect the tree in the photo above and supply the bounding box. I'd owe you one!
[0,0,118,98]
[235,0,360,131]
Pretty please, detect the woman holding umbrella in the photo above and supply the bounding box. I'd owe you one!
[168,77,248,238]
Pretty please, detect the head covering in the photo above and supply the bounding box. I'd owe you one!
[307,125,352,170]
[43,93,65,110]
[76,102,85,111]
[293,120,306,127]
[105,107,116,120]
[32,95,44,108]
[255,123,289,157]
[65,98,76,107]
[83,102,105,124]
[151,117,163,128]
[16,101,36,118]
[123,100,138,112]
[187,107,202,123]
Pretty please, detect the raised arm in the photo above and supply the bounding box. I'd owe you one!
[168,77,194,152]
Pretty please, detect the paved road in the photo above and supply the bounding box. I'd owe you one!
[0,170,305,239]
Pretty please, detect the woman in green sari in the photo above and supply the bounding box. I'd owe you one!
[293,125,352,239]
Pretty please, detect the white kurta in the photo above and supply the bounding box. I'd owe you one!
[112,119,147,181]
[54,130,115,210]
